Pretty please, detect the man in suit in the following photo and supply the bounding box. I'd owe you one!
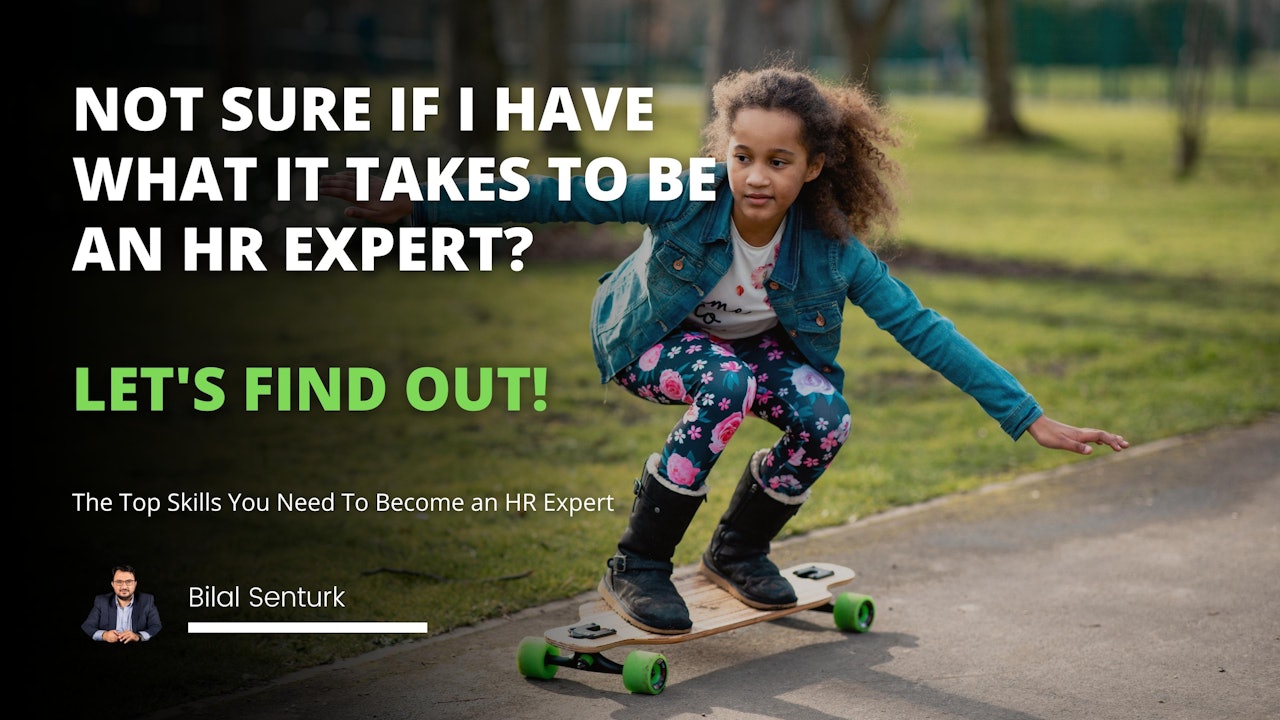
[82,564,162,643]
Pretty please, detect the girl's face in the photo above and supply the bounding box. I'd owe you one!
[725,107,824,246]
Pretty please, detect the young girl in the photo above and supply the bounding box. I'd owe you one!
[319,66,1128,636]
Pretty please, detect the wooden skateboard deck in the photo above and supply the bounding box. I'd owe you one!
[518,562,875,694]
[548,562,855,652]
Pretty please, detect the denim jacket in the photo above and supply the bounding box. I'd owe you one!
[414,164,1042,439]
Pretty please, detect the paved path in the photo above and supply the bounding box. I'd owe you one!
[164,418,1279,720]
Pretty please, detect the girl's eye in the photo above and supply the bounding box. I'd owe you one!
[734,154,750,163]
[770,158,788,168]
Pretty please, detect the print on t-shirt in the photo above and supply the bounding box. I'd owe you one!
[686,221,784,339]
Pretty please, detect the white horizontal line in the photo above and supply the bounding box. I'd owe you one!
[187,622,429,634]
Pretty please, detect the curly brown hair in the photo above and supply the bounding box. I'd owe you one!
[700,66,904,241]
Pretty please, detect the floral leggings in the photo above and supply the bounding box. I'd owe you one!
[614,325,852,498]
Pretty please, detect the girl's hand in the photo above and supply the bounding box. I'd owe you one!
[318,171,412,224]
[1028,415,1130,455]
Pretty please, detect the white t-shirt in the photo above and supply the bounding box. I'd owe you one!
[685,220,783,339]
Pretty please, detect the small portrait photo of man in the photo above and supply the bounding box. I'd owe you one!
[82,564,162,643]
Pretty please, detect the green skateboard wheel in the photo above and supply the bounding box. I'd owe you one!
[621,650,668,694]
[832,592,875,633]
[516,636,560,680]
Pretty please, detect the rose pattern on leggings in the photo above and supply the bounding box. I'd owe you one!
[615,326,851,496]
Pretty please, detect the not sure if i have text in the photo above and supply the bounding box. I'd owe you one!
[73,85,716,273]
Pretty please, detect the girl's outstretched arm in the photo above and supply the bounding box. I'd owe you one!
[1027,416,1129,455]
[318,172,412,224]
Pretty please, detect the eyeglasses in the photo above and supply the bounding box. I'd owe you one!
[112,580,137,586]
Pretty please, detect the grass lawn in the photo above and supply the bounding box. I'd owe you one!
[62,88,1277,715]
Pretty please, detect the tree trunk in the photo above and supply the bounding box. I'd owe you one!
[975,0,1029,140]
[536,0,578,152]
[704,0,812,116]
[212,0,251,92]
[437,0,505,158]
[832,0,903,99]
[1175,0,1214,178]
[630,0,656,87]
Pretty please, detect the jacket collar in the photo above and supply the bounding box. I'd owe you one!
[769,205,804,290]
[704,164,733,245]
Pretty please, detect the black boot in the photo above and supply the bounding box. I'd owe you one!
[701,450,803,609]
[599,456,705,634]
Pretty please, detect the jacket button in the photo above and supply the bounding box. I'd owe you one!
[672,258,684,271]
[789,329,798,337]
[815,313,826,327]
[823,366,832,373]
[768,281,780,290]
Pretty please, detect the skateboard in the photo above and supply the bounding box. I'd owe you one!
[516,561,874,694]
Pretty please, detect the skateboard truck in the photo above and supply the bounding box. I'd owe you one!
[520,643,668,694]
[535,624,657,692]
